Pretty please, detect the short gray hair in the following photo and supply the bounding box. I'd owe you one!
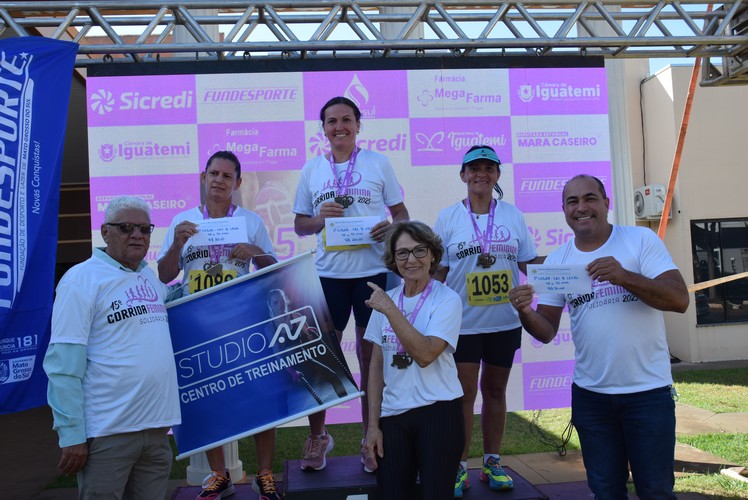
[104,196,150,223]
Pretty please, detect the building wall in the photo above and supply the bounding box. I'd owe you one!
[640,65,748,362]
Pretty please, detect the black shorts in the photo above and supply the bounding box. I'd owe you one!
[320,273,388,332]
[453,327,522,368]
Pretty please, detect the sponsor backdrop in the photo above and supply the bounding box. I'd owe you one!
[0,38,78,414]
[87,64,612,416]
[168,252,360,458]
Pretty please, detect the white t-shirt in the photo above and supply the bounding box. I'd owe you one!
[538,225,677,394]
[50,250,180,439]
[434,200,537,334]
[364,280,463,417]
[292,149,404,278]
[158,206,276,293]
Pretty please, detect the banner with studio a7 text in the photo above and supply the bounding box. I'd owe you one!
[167,251,361,459]
[0,38,78,414]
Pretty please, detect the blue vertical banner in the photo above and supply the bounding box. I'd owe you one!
[168,251,362,459]
[0,38,78,414]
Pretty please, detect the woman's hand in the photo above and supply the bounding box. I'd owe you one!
[508,284,536,314]
[172,220,198,250]
[365,282,397,314]
[365,426,384,463]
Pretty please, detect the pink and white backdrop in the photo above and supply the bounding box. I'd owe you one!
[87,64,612,422]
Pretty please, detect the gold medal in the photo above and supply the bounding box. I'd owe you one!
[334,195,354,208]
[477,253,496,268]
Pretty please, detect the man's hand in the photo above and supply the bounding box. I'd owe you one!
[58,442,88,475]
[318,201,345,220]
[369,220,391,243]
[586,256,628,285]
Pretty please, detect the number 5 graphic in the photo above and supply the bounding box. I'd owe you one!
[276,227,296,260]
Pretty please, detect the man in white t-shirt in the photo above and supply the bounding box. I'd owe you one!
[44,196,180,499]
[509,175,689,500]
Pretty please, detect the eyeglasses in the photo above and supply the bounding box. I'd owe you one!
[394,245,429,261]
[105,222,155,235]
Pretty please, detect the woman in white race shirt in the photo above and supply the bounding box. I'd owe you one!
[434,145,543,498]
[364,220,464,500]
[157,151,281,500]
[293,96,409,473]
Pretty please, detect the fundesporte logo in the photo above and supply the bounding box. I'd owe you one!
[91,89,115,115]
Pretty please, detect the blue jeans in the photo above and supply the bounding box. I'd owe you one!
[571,384,676,500]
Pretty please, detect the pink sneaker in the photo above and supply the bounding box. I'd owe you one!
[300,431,334,471]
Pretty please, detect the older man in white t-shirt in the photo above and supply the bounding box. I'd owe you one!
[44,196,180,499]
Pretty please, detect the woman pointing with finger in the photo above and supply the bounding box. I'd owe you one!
[363,221,464,500]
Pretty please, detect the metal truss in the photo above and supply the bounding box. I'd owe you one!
[1,1,747,85]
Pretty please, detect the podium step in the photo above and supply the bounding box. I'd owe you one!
[284,455,377,499]
[283,456,548,500]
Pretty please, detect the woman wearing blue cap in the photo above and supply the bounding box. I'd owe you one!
[433,144,543,498]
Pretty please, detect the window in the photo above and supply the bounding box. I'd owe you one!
[691,219,748,325]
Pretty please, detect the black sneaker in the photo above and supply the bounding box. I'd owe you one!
[252,468,281,500]
[196,470,235,499]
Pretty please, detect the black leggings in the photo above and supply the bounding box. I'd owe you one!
[377,398,465,500]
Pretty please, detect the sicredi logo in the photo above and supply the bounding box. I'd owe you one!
[518,83,601,103]
[309,133,331,157]
[528,225,575,247]
[98,140,191,162]
[308,131,408,156]
[90,88,194,115]
[90,89,115,115]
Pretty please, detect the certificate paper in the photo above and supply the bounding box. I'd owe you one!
[527,264,592,294]
[188,217,249,246]
[325,216,380,247]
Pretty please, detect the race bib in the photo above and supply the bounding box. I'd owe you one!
[188,269,238,294]
[466,270,511,306]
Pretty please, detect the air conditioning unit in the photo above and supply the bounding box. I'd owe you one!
[633,184,669,219]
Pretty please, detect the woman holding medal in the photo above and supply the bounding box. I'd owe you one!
[363,220,464,500]
[293,96,409,472]
[433,145,542,498]
[157,150,281,500]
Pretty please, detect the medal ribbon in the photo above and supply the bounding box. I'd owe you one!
[466,197,496,258]
[327,147,359,198]
[394,279,434,354]
[202,203,236,264]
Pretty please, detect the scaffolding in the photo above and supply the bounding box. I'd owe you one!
[1,1,746,85]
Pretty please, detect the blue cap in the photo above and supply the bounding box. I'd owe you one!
[462,147,501,166]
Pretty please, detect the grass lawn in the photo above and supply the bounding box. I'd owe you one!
[48,367,748,498]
